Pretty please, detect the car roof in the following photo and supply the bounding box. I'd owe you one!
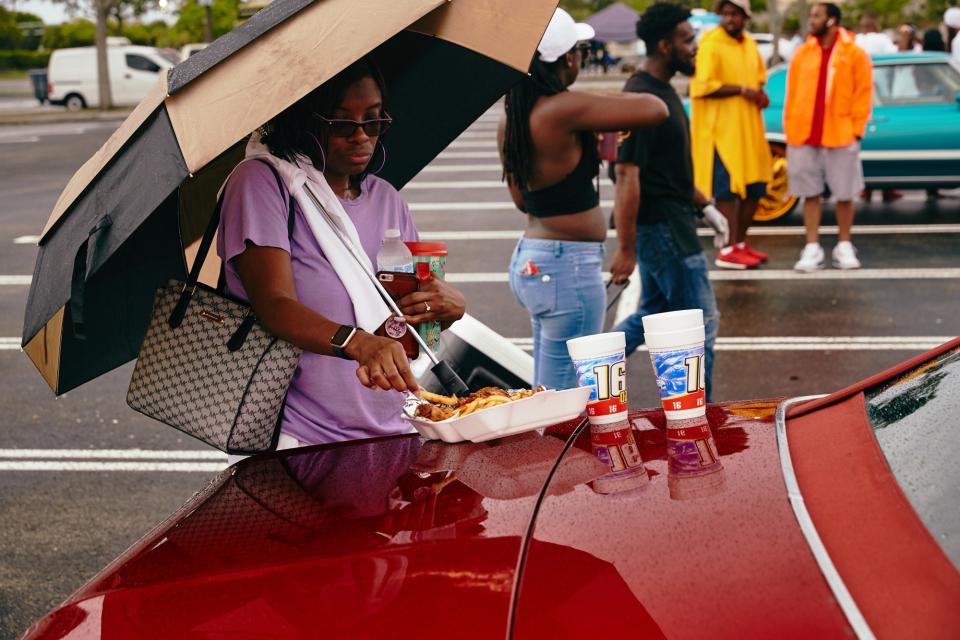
[871,52,953,64]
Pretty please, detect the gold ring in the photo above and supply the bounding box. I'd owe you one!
[423,301,431,313]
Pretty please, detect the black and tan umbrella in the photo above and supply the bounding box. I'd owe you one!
[21,0,557,394]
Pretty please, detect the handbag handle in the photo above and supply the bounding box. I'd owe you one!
[169,159,294,330]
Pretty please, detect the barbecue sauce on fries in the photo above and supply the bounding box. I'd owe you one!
[414,386,546,422]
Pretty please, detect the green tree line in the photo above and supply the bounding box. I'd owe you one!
[0,0,239,52]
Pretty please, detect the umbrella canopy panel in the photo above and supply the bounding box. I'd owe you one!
[22,0,556,395]
[23,106,189,392]
[373,31,522,189]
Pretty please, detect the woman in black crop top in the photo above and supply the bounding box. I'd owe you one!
[496,8,668,390]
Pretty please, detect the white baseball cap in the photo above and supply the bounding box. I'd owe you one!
[537,8,595,63]
[945,7,960,29]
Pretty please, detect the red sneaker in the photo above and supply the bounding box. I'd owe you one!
[738,242,768,263]
[715,247,760,270]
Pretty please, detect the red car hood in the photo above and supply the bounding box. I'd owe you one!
[23,402,856,639]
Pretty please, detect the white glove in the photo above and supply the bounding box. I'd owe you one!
[702,204,729,249]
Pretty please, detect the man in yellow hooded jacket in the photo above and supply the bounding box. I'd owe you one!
[690,0,772,270]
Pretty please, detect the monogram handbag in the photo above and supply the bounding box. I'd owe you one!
[127,160,302,454]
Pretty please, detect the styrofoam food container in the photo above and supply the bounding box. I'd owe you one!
[403,386,591,443]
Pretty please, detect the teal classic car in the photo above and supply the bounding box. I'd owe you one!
[757,52,960,221]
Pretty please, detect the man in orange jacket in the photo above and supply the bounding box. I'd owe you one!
[785,2,873,272]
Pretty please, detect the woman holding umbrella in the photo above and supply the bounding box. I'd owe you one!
[217,58,466,447]
[499,8,668,390]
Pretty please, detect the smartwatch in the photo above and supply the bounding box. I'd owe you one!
[330,325,360,359]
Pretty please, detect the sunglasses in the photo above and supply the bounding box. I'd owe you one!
[313,112,392,137]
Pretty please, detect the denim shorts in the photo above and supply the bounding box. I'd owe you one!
[508,238,605,390]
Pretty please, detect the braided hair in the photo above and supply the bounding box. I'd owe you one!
[502,55,569,191]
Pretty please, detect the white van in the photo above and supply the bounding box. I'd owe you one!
[47,44,177,110]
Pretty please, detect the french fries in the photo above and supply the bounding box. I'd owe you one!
[420,390,459,406]
[413,385,546,422]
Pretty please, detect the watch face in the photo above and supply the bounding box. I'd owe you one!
[333,325,355,347]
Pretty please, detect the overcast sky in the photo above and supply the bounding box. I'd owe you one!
[5,0,173,25]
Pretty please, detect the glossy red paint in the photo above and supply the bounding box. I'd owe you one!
[23,404,855,639]
[516,402,855,639]
[22,432,607,639]
[789,392,960,638]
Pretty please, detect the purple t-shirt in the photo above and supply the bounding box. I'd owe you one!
[217,159,419,445]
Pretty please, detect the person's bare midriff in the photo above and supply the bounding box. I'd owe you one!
[524,206,607,242]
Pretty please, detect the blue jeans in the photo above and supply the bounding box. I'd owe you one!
[509,238,605,390]
[613,223,720,401]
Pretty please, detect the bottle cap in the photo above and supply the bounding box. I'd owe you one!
[384,228,401,239]
[405,241,447,256]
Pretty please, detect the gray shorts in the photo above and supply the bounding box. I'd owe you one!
[787,142,865,201]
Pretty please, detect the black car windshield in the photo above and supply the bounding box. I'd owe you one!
[864,346,960,569]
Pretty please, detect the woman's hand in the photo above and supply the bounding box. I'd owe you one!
[346,330,419,393]
[397,278,466,329]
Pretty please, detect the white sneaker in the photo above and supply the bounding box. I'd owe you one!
[794,243,825,272]
[832,241,861,270]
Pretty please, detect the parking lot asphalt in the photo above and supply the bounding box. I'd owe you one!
[1,109,959,636]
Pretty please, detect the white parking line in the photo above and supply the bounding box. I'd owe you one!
[0,461,225,472]
[410,196,960,216]
[417,164,502,173]
[13,224,959,248]
[410,201,519,211]
[433,151,500,159]
[406,179,612,189]
[706,268,960,280]
[441,268,960,283]
[0,448,227,472]
[0,448,225,459]
[2,268,957,290]
[508,336,953,352]
[445,140,497,148]
[417,224,960,240]
[0,136,40,144]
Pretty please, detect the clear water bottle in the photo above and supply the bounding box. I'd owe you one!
[377,228,414,273]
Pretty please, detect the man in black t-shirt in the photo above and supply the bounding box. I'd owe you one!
[610,3,728,400]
